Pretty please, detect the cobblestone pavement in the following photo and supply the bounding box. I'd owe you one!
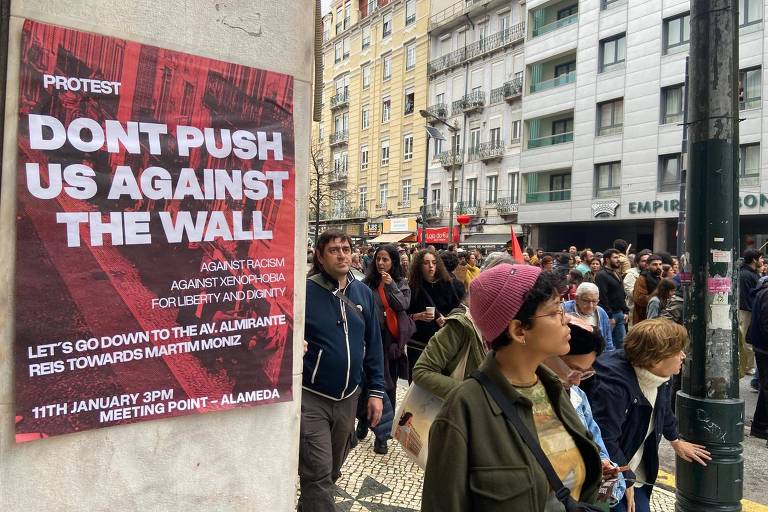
[332,382,679,511]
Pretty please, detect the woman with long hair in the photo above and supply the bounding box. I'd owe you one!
[423,264,604,511]
[406,249,465,381]
[359,244,411,454]
[646,279,676,320]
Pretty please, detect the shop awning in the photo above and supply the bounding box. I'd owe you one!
[461,233,513,246]
[368,233,414,244]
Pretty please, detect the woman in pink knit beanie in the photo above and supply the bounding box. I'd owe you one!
[423,263,604,512]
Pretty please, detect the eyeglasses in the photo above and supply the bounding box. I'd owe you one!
[567,368,596,381]
[577,298,599,305]
[531,303,567,324]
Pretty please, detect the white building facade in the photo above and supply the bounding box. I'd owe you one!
[426,0,766,253]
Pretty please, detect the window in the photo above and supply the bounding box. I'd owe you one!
[499,13,510,33]
[511,120,521,142]
[403,134,414,160]
[486,175,498,204]
[594,162,621,197]
[470,127,481,153]
[602,0,623,10]
[600,34,626,72]
[343,37,350,60]
[335,7,343,34]
[554,61,576,78]
[367,0,376,17]
[658,154,682,192]
[433,137,444,156]
[382,97,391,123]
[661,85,684,124]
[467,178,478,205]
[401,179,412,204]
[597,98,623,136]
[359,186,368,210]
[381,140,390,165]
[334,112,348,133]
[451,133,461,153]
[361,145,369,170]
[334,42,343,63]
[552,118,573,142]
[343,2,351,30]
[361,104,370,129]
[558,5,578,19]
[378,183,388,207]
[404,89,415,115]
[405,0,416,25]
[664,12,690,54]
[740,143,760,182]
[362,64,371,88]
[449,181,458,204]
[508,173,519,203]
[549,173,571,201]
[383,12,392,38]
[436,92,445,105]
[318,125,324,143]
[431,188,441,205]
[739,67,761,110]
[382,54,392,80]
[405,43,417,70]
[740,0,762,27]
[362,25,371,49]
[323,18,331,42]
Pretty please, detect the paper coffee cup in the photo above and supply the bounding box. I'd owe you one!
[425,307,435,316]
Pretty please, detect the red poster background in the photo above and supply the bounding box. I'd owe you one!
[14,20,295,441]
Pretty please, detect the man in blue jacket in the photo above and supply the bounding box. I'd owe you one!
[299,229,385,512]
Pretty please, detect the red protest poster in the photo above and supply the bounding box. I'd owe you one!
[14,20,295,441]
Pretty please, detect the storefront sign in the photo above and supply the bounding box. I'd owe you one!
[417,226,460,244]
[14,21,295,441]
[389,217,410,232]
[628,194,768,215]
[367,223,382,236]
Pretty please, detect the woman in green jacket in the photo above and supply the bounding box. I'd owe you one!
[423,264,603,512]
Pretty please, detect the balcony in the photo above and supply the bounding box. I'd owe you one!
[328,166,348,185]
[452,91,486,115]
[470,141,505,162]
[490,76,524,104]
[427,23,526,76]
[425,103,449,122]
[527,131,573,149]
[532,12,578,37]
[319,207,368,221]
[425,203,443,219]
[437,150,463,168]
[456,200,481,216]
[429,0,487,31]
[495,197,519,215]
[329,131,348,146]
[330,91,349,110]
[530,70,576,93]
[526,189,571,202]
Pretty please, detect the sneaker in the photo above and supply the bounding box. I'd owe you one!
[356,420,369,441]
[373,438,388,455]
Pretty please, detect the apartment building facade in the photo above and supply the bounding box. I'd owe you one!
[312,0,430,242]
[424,0,768,252]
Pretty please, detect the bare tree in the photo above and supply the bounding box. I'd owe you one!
[309,141,331,243]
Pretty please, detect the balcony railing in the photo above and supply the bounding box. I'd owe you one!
[740,97,761,110]
[598,125,623,137]
[452,91,486,115]
[526,189,572,203]
[328,167,348,185]
[527,131,574,149]
[429,0,486,31]
[490,76,524,104]
[329,131,349,146]
[530,70,576,93]
[437,150,463,168]
[456,200,481,216]
[532,12,578,37]
[425,103,449,122]
[319,207,368,221]
[330,91,349,110]
[495,197,520,215]
[425,203,443,219]
[428,23,526,76]
[469,141,505,161]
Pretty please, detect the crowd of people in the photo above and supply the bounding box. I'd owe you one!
[300,230,765,512]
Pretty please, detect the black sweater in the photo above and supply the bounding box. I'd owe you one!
[595,268,628,315]
[407,278,465,347]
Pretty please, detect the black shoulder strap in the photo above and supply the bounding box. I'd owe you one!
[308,274,365,321]
[471,370,574,506]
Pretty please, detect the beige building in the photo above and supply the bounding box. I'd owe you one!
[312,0,430,243]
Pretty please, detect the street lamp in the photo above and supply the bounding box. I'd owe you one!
[419,109,460,247]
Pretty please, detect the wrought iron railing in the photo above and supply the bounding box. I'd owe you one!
[473,141,505,161]
[329,131,349,146]
[425,203,443,219]
[490,76,523,104]
[456,200,481,216]
[328,166,348,184]
[428,0,486,31]
[330,91,349,110]
[437,150,463,167]
[495,197,519,215]
[452,90,486,115]
[427,23,525,76]
[425,103,449,121]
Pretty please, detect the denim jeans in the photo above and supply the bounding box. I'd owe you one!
[611,311,627,350]
[614,484,652,512]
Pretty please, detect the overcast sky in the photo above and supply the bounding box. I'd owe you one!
[321,0,332,14]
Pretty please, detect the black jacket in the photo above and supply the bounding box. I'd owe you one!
[582,350,678,486]
[407,278,465,348]
[739,264,761,312]
[595,268,628,315]
[748,282,768,353]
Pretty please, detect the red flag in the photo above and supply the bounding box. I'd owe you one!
[511,226,524,263]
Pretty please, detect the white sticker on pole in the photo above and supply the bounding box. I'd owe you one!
[711,249,731,263]
[709,304,732,330]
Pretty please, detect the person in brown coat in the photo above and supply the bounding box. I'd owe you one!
[632,254,663,324]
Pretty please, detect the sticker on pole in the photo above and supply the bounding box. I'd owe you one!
[711,250,731,263]
[707,277,732,294]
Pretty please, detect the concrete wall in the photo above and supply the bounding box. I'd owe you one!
[0,1,311,510]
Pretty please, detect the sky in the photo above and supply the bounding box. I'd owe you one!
[321,0,332,14]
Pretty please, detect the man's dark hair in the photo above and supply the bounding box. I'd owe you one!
[613,239,629,252]
[567,323,605,356]
[743,249,763,266]
[310,229,353,276]
[440,251,459,273]
[364,244,405,288]
[656,251,673,266]
[647,253,663,265]
[579,249,592,261]
[602,248,620,262]
[526,247,535,257]
[557,253,571,265]
[490,272,561,351]
[635,249,652,267]
[367,247,375,255]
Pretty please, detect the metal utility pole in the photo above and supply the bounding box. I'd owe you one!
[677,1,744,511]
[677,57,690,261]
[419,110,458,245]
